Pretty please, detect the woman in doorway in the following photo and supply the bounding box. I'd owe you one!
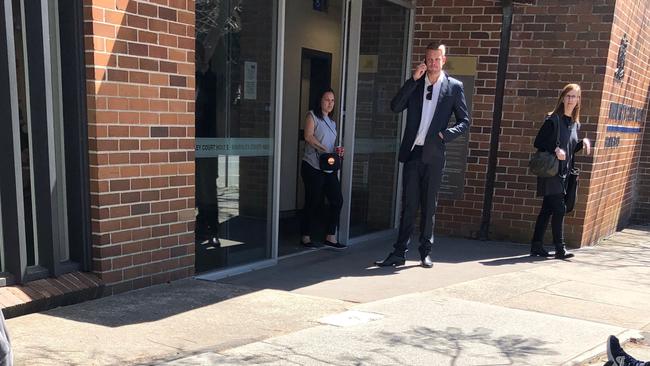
[530,83,591,259]
[300,88,347,250]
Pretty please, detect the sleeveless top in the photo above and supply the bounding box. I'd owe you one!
[302,110,337,172]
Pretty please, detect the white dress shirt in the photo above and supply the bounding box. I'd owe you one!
[412,72,444,150]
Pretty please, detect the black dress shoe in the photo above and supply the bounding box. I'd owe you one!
[374,253,405,267]
[300,240,320,249]
[530,240,552,257]
[421,255,433,268]
[323,240,347,250]
[554,248,574,259]
[530,246,552,257]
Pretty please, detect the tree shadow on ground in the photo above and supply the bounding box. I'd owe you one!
[156,326,558,366]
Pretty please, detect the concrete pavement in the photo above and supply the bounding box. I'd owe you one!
[6,226,650,365]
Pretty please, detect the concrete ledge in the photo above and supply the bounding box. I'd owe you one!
[0,272,104,319]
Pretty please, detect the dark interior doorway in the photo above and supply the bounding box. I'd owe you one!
[278,48,332,256]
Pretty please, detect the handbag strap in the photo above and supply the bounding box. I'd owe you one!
[322,116,337,138]
[312,111,339,152]
[310,111,337,139]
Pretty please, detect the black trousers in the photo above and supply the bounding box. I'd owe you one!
[300,161,343,236]
[394,146,445,256]
[195,158,219,238]
[531,193,566,246]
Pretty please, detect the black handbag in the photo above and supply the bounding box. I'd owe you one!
[529,115,560,177]
[565,168,579,213]
[319,153,341,171]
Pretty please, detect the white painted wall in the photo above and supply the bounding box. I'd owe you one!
[280,0,343,212]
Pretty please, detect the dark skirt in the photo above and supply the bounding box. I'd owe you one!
[536,175,567,197]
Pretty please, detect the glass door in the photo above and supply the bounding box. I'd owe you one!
[339,0,413,243]
[194,0,278,273]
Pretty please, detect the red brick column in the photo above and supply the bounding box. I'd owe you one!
[84,0,195,294]
[585,0,650,239]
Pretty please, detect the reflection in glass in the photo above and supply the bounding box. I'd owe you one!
[195,0,275,272]
[12,0,37,265]
[349,1,409,237]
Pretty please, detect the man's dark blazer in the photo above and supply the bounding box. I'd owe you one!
[391,72,470,164]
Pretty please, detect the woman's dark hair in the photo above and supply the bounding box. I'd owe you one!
[312,88,335,120]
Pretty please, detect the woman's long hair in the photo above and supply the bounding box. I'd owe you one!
[548,83,581,123]
[312,88,335,120]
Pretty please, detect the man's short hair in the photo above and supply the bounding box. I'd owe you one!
[426,42,446,56]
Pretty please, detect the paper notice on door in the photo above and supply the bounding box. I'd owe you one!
[244,61,257,100]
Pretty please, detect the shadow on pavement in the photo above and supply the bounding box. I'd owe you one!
[35,281,255,328]
[29,238,528,327]
[37,228,650,328]
[41,237,534,327]
[157,325,558,366]
[217,237,535,291]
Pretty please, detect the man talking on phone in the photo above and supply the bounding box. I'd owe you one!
[375,42,470,268]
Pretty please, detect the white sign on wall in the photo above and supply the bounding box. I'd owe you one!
[244,61,257,100]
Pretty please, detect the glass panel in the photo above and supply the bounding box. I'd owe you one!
[195,0,276,272]
[12,0,37,266]
[47,0,70,262]
[349,0,408,237]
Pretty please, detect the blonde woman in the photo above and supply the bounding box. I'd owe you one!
[530,84,591,259]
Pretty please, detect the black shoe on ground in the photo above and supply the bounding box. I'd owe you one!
[300,240,320,249]
[323,240,347,250]
[374,253,405,267]
[421,255,433,268]
[530,242,552,257]
[418,246,433,267]
[607,335,647,366]
[197,232,219,246]
[554,247,575,259]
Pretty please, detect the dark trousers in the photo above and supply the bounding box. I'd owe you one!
[394,146,445,257]
[195,158,219,238]
[300,161,343,236]
[532,194,566,246]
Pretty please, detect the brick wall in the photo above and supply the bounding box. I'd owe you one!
[412,0,649,246]
[413,0,510,240]
[586,0,650,237]
[500,0,612,245]
[84,0,195,294]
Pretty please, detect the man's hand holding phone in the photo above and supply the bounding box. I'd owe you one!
[412,61,427,81]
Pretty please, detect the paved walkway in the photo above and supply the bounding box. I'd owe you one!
[6,226,650,365]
